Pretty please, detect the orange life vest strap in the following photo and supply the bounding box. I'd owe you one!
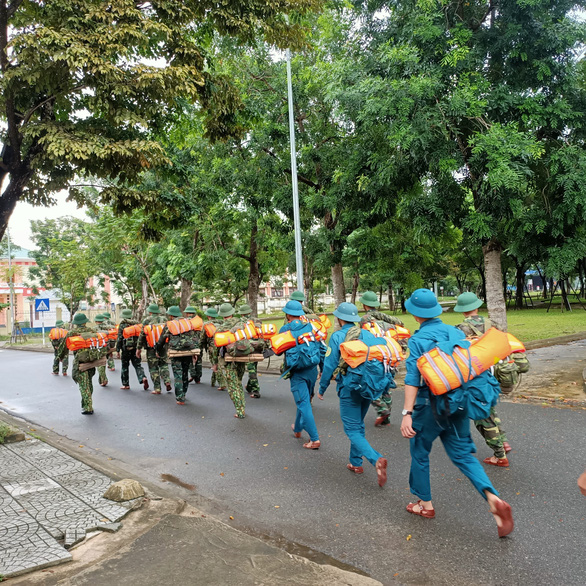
[144,323,165,348]
[167,318,193,336]
[190,316,204,331]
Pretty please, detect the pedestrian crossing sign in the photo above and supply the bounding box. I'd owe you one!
[35,298,50,312]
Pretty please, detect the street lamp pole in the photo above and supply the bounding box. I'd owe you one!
[286,48,304,293]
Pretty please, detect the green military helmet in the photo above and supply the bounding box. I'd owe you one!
[147,303,160,314]
[94,314,105,323]
[121,308,133,319]
[55,320,64,327]
[166,305,182,317]
[205,307,219,318]
[218,303,235,317]
[72,313,89,325]
[237,304,252,316]
[290,290,305,302]
[359,291,380,308]
[102,312,111,319]
[184,305,197,315]
[454,292,484,313]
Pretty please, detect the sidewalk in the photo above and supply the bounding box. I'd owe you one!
[0,428,380,585]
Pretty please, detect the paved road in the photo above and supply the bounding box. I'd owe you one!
[1,349,585,585]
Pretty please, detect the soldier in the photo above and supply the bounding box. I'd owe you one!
[183,305,203,385]
[136,304,172,395]
[116,308,149,391]
[50,320,69,376]
[93,314,109,387]
[156,306,199,405]
[101,311,116,371]
[216,303,247,418]
[359,291,405,427]
[290,290,313,314]
[202,307,224,389]
[237,304,262,399]
[454,292,512,467]
[58,313,97,415]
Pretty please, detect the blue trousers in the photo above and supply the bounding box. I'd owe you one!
[409,402,498,502]
[291,369,319,442]
[339,385,382,467]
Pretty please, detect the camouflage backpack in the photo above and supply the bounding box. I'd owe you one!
[494,359,519,393]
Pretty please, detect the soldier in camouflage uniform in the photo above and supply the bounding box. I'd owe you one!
[58,313,97,414]
[183,305,203,384]
[202,307,224,389]
[136,304,171,394]
[156,306,199,405]
[102,312,116,371]
[217,303,247,418]
[359,291,404,427]
[93,315,109,387]
[455,292,512,467]
[50,320,69,376]
[116,308,148,391]
[237,304,262,399]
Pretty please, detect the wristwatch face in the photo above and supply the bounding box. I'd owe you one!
[402,409,412,416]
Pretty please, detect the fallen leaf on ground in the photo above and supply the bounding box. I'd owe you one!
[229,516,234,520]
[79,445,84,448]
[220,472,225,476]
[263,444,268,447]
[406,535,412,541]
[274,505,280,508]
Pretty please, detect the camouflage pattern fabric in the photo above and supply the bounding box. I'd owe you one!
[171,356,191,401]
[155,318,200,355]
[474,406,508,459]
[360,310,404,328]
[245,362,260,397]
[456,315,491,338]
[103,318,116,369]
[78,369,96,412]
[116,318,140,351]
[189,358,202,383]
[225,362,246,417]
[372,390,392,420]
[120,350,146,387]
[107,355,115,370]
[52,342,69,374]
[146,349,170,392]
[97,365,108,386]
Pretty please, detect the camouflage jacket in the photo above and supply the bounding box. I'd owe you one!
[456,315,491,338]
[116,318,140,352]
[360,310,403,329]
[59,325,98,379]
[137,315,167,351]
[155,317,201,355]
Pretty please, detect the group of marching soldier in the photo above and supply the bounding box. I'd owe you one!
[50,288,521,538]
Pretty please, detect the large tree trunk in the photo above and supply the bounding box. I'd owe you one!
[350,266,359,304]
[179,277,192,311]
[387,281,395,311]
[247,220,261,317]
[560,278,572,311]
[137,277,148,321]
[515,262,525,310]
[331,262,345,306]
[483,239,507,331]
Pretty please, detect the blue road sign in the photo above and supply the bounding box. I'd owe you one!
[35,298,50,312]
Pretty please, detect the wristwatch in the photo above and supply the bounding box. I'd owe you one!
[401,409,413,416]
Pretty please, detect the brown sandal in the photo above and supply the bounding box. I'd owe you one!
[347,463,364,474]
[303,440,320,450]
[406,500,435,519]
[291,424,302,438]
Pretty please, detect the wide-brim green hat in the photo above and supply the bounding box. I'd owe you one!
[237,304,252,316]
[283,300,305,317]
[147,303,160,314]
[218,303,235,317]
[121,309,133,319]
[102,312,111,318]
[55,320,64,327]
[73,313,89,325]
[290,291,305,302]
[405,289,442,318]
[94,314,105,323]
[184,305,197,314]
[166,305,182,317]
[333,302,360,323]
[454,292,483,313]
[359,291,380,308]
[205,308,219,318]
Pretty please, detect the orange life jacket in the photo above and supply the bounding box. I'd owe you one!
[49,327,68,340]
[384,325,411,341]
[204,322,217,338]
[309,321,328,341]
[234,320,259,341]
[189,316,203,331]
[144,323,165,348]
[340,338,404,368]
[123,324,143,339]
[361,320,385,337]
[256,323,276,339]
[108,328,118,341]
[66,333,109,351]
[214,331,236,347]
[417,327,512,396]
[319,314,332,330]
[270,329,320,355]
[506,333,526,353]
[167,318,193,336]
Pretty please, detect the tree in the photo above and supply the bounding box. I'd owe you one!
[0,0,321,240]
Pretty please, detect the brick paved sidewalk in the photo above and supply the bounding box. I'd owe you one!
[0,438,136,578]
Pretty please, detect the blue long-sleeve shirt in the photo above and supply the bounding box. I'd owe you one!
[319,323,353,396]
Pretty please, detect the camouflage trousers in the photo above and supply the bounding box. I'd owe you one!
[474,406,508,459]
[97,365,108,386]
[189,356,202,383]
[171,357,191,401]
[52,350,69,374]
[245,361,261,397]
[120,350,146,387]
[146,349,171,392]
[217,356,228,390]
[225,362,246,418]
[107,353,115,370]
[77,368,95,412]
[371,390,392,420]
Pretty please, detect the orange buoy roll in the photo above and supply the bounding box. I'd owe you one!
[214,331,236,347]
[385,325,411,341]
[189,316,204,331]
[257,323,276,339]
[204,322,217,338]
[123,324,143,339]
[167,318,193,336]
[506,333,526,353]
[319,314,332,329]
[108,328,118,341]
[49,327,68,340]
[340,338,404,369]
[417,327,512,396]
[362,321,385,336]
[270,331,296,354]
[144,323,165,348]
[234,320,259,341]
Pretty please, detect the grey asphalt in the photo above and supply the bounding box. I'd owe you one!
[1,348,585,585]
